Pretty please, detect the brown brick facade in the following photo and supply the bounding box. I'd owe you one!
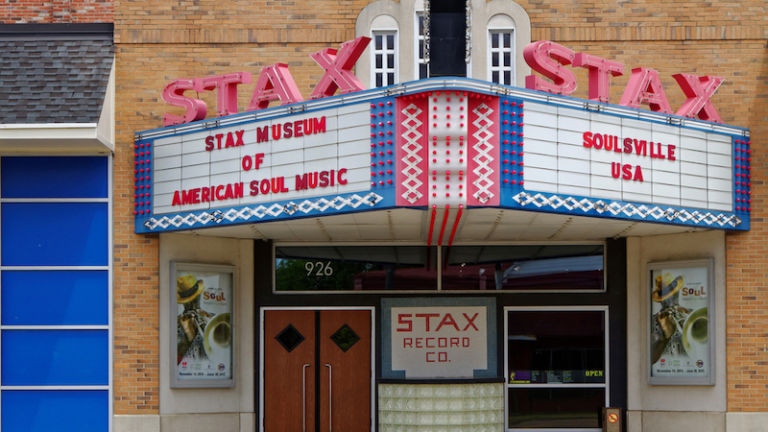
[113,0,768,415]
[0,0,113,23]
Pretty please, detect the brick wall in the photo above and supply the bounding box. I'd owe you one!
[0,0,113,23]
[112,0,768,414]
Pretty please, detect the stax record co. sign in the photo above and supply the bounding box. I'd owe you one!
[132,38,750,234]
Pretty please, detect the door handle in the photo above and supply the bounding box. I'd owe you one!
[324,363,333,432]
[302,363,311,432]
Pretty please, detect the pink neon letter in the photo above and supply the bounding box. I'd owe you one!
[619,68,673,114]
[523,40,577,96]
[573,53,624,103]
[247,63,304,111]
[162,79,207,126]
[193,72,252,117]
[672,73,724,123]
[310,36,371,99]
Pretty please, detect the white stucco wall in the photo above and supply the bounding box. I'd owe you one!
[113,234,256,432]
[626,230,726,432]
[355,0,531,87]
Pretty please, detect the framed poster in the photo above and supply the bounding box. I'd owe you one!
[171,262,235,388]
[648,259,714,385]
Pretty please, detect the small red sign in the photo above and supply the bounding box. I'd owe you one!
[608,413,619,424]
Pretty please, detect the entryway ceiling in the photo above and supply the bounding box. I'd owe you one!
[180,208,707,242]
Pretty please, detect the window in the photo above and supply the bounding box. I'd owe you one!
[443,244,604,291]
[372,30,397,87]
[275,245,437,291]
[489,29,514,85]
[274,244,603,292]
[505,307,608,430]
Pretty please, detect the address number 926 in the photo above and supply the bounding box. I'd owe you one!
[305,261,333,277]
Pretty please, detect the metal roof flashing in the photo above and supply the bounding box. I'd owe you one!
[0,24,114,154]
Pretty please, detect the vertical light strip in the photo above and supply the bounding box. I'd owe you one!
[423,0,430,68]
[415,12,428,79]
[464,0,472,64]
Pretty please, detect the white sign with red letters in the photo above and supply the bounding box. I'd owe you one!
[522,101,735,212]
[391,306,487,378]
[151,104,372,215]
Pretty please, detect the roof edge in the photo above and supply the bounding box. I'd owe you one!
[0,23,113,41]
[0,123,113,155]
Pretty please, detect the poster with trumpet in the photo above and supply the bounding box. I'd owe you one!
[171,262,235,388]
[648,259,714,385]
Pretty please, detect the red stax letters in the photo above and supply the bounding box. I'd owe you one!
[310,36,371,99]
[523,40,725,123]
[162,79,207,126]
[672,73,724,123]
[573,53,624,103]
[619,68,673,114]
[194,72,252,117]
[161,38,727,127]
[395,312,480,332]
[524,40,577,96]
[247,63,304,111]
[162,37,370,125]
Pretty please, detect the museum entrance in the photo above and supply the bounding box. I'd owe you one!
[262,308,372,432]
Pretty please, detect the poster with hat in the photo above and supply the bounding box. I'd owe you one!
[172,262,235,388]
[648,259,714,385]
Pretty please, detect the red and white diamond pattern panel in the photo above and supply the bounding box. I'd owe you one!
[398,102,427,205]
[467,96,500,206]
[397,92,499,208]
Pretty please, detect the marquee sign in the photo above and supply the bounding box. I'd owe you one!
[134,78,750,234]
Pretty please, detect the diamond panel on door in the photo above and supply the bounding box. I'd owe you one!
[330,324,360,352]
[275,324,305,352]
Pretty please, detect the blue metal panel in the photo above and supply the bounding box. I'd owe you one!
[2,330,108,386]
[133,141,153,218]
[733,137,752,219]
[499,96,525,195]
[369,96,398,193]
[1,156,108,198]
[2,390,108,432]
[1,203,108,266]
[2,271,108,325]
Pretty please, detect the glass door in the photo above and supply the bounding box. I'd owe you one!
[504,307,608,431]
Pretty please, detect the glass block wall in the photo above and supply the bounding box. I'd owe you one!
[0,157,111,432]
[379,383,504,431]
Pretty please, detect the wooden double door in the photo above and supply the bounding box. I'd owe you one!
[263,309,371,431]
